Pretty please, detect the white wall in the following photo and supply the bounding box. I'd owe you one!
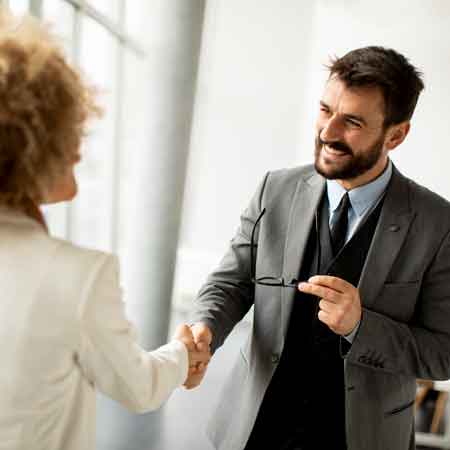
[300,0,450,197]
[173,0,316,305]
[173,0,450,307]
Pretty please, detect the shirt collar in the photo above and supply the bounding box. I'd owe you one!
[326,159,393,217]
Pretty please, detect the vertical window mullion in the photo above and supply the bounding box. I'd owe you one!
[110,0,126,253]
[29,0,43,17]
[66,2,83,242]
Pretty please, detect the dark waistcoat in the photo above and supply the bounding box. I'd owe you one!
[244,195,384,450]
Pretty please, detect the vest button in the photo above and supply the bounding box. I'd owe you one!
[271,353,280,364]
[389,224,400,232]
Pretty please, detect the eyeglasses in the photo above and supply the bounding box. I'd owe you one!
[250,208,300,289]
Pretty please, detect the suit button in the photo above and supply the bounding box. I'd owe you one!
[271,353,280,364]
[389,224,400,232]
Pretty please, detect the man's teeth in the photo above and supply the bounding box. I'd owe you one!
[324,145,346,155]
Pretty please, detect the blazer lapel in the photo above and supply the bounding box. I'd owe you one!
[358,166,415,309]
[281,172,325,338]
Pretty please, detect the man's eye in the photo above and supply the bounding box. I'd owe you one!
[346,119,361,128]
[320,107,330,114]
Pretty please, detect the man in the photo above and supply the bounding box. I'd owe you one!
[186,46,450,450]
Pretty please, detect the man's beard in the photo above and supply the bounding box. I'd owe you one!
[314,131,385,180]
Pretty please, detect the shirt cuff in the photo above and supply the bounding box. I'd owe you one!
[344,321,361,344]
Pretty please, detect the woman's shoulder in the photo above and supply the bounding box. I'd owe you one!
[47,235,118,280]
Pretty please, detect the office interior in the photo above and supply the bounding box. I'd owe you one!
[3,0,450,449]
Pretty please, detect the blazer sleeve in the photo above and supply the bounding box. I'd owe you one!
[76,254,188,413]
[190,172,270,353]
[347,228,450,380]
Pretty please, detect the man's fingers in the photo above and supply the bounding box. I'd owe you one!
[195,341,209,352]
[173,324,195,351]
[189,350,211,365]
[174,323,192,338]
[318,298,334,313]
[189,363,208,373]
[183,370,207,390]
[191,322,213,346]
[188,364,207,374]
[298,282,341,303]
[183,323,213,389]
[317,309,331,325]
[307,275,354,292]
[172,324,211,389]
[300,276,361,336]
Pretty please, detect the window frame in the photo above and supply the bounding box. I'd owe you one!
[4,0,147,253]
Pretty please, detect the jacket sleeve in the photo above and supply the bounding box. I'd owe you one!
[76,254,188,413]
[347,229,450,380]
[190,173,270,353]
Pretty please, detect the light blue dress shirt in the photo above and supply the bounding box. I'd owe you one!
[325,159,393,342]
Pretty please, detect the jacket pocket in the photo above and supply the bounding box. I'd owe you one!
[384,398,415,417]
[372,281,420,322]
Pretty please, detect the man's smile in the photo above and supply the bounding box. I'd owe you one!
[322,144,351,159]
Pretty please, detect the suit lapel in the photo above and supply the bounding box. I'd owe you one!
[358,166,415,309]
[281,172,325,338]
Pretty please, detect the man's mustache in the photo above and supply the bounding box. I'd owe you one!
[318,136,353,155]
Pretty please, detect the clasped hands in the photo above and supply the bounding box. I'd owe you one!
[173,323,212,389]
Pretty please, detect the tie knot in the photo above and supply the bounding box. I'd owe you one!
[336,192,350,213]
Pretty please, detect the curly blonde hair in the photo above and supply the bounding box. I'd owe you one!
[0,9,101,207]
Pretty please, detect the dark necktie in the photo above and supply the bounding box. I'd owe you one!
[330,192,350,255]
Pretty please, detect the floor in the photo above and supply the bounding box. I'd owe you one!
[95,310,446,450]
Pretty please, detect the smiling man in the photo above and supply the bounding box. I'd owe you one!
[187,47,450,450]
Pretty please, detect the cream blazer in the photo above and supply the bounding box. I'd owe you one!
[0,208,188,450]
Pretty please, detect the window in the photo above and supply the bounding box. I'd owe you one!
[7,0,29,15]
[88,0,121,23]
[117,50,150,261]
[11,0,148,254]
[42,0,75,56]
[71,15,118,251]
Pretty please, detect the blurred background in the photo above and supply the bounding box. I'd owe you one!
[4,0,450,449]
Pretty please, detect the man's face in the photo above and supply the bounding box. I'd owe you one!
[314,77,389,188]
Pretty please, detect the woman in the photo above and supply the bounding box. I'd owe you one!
[0,10,208,450]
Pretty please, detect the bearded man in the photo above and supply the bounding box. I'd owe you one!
[187,46,450,450]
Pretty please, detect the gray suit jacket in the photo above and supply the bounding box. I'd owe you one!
[191,164,450,450]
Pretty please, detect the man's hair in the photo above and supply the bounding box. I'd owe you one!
[328,46,424,128]
[0,9,101,206]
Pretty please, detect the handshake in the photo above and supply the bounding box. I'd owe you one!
[173,323,213,389]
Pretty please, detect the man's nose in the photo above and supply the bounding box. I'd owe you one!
[320,114,343,143]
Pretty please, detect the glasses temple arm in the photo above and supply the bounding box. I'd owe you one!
[250,208,266,281]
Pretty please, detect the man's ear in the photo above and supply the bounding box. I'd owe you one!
[385,121,410,150]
